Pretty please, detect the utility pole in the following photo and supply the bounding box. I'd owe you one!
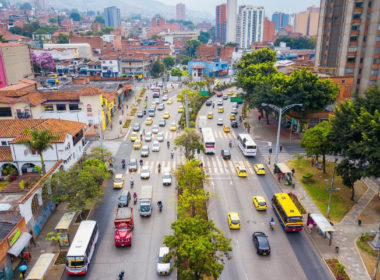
[261,103,303,164]
[185,89,189,128]
[327,158,339,218]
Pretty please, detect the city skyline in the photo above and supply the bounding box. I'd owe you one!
[158,0,320,16]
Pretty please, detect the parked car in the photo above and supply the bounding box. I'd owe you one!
[252,232,271,256]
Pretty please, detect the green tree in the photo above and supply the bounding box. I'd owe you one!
[48,17,57,24]
[84,146,112,163]
[164,216,232,280]
[70,11,81,22]
[16,129,59,174]
[236,48,276,69]
[151,60,164,78]
[163,56,175,69]
[56,33,69,43]
[94,15,105,24]
[185,39,201,57]
[329,86,380,200]
[181,56,191,65]
[171,68,183,77]
[174,128,205,160]
[20,2,32,10]
[225,42,238,47]
[301,121,333,173]
[101,26,114,34]
[274,36,315,49]
[198,31,210,44]
[0,35,8,43]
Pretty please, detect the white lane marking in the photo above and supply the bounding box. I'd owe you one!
[236,240,239,248]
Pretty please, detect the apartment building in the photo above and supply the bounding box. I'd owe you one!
[236,6,265,49]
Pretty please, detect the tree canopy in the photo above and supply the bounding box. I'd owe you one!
[174,128,205,160]
[94,16,105,24]
[20,2,32,10]
[275,36,316,49]
[163,56,175,69]
[185,39,201,57]
[70,11,81,22]
[151,60,164,78]
[198,31,211,44]
[171,68,183,77]
[181,56,191,65]
[236,48,276,69]
[56,33,69,44]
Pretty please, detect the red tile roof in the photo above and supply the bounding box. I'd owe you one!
[0,147,13,162]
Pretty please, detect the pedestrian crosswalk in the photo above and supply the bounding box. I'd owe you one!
[125,155,255,176]
[157,130,237,140]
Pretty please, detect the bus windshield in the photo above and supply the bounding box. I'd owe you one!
[66,257,85,268]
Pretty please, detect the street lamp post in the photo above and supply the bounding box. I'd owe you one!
[327,158,340,218]
[261,103,303,164]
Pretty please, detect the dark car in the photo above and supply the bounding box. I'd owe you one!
[129,158,137,172]
[231,120,238,128]
[137,111,144,118]
[206,100,212,106]
[159,119,166,127]
[118,190,131,207]
[221,149,231,160]
[132,122,140,132]
[252,232,271,256]
[223,94,228,100]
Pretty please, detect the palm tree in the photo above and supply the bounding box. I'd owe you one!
[17,129,59,174]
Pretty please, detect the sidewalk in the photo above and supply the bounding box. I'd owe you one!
[246,107,378,280]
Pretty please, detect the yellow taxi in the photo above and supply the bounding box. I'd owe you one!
[178,106,184,113]
[170,122,177,131]
[163,111,170,119]
[145,117,153,125]
[253,164,266,175]
[218,106,224,113]
[227,212,241,229]
[133,139,142,150]
[232,93,238,97]
[208,112,213,119]
[230,113,236,120]
[223,126,230,133]
[252,196,267,211]
[236,164,247,177]
[113,173,124,189]
[177,96,182,102]
[227,91,234,95]
[167,98,173,105]
[164,89,168,93]
[130,132,138,142]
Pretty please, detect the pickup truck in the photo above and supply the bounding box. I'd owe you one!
[139,185,153,217]
[114,207,134,246]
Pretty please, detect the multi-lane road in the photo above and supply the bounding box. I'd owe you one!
[63,82,333,280]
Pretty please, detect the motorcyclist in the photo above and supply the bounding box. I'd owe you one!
[139,159,143,166]
[270,217,275,229]
[167,141,170,148]
[158,163,161,173]
[157,201,163,211]
[229,140,232,148]
[133,192,137,204]
[121,159,126,169]
[130,178,134,187]
[170,149,174,159]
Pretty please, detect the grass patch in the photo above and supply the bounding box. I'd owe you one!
[0,180,9,191]
[54,251,67,265]
[326,259,350,280]
[288,158,366,222]
[123,119,131,128]
[288,192,307,214]
[357,233,377,257]
[130,108,137,116]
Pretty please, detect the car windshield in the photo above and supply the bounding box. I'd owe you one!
[130,160,136,165]
[142,167,149,172]
[119,195,127,201]
[163,174,171,179]
[231,219,240,225]
[141,205,150,212]
[118,225,129,230]
[258,202,266,206]
[114,178,122,183]
[239,168,246,173]
[223,150,230,155]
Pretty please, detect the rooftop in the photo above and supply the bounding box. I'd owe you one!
[0,211,21,240]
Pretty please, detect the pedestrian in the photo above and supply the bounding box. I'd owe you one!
[311,157,315,167]
[248,126,251,133]
[291,168,295,177]
[280,145,283,152]
[267,156,271,166]
[315,159,319,167]
[277,174,281,183]
[258,114,262,122]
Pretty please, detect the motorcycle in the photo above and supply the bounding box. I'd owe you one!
[133,196,137,205]
[158,164,161,173]
[157,201,163,212]
[121,159,126,169]
[229,141,232,148]
[269,218,275,230]
[130,179,134,188]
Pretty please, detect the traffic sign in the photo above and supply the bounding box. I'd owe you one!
[200,91,209,97]
[230,97,243,103]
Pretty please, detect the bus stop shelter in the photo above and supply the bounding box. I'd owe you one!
[309,213,335,246]
[54,212,76,248]
[26,253,55,280]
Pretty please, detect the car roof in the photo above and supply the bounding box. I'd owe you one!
[115,174,123,178]
[254,196,266,202]
[228,212,240,219]
[256,164,264,168]
[159,246,169,257]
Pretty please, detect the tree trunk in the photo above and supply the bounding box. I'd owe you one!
[39,153,46,174]
[191,202,195,218]
[322,154,326,174]
[265,110,270,125]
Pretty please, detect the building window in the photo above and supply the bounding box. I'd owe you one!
[44,105,54,111]
[357,78,361,84]
[69,104,80,111]
[1,141,7,146]
[0,107,12,117]
[345,68,354,73]
[370,69,378,75]
[351,25,360,30]
[56,104,66,111]
[350,36,358,42]
[376,36,380,42]
[352,14,361,20]
[355,2,363,8]
[369,81,376,86]
[348,46,357,52]
[87,104,92,113]
[376,47,380,53]
[347,57,355,63]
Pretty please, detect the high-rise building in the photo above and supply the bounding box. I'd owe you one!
[315,0,380,93]
[263,17,275,42]
[236,6,264,49]
[216,4,227,42]
[272,12,290,31]
[104,6,121,29]
[226,0,237,43]
[176,3,186,21]
[294,6,319,36]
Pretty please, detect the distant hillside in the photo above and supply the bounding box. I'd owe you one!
[47,0,213,22]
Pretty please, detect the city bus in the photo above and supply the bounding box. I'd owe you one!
[272,193,303,232]
[237,133,257,156]
[201,127,216,154]
[65,220,99,275]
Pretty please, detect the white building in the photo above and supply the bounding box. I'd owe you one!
[236,6,264,49]
[43,43,92,59]
[33,48,79,61]
[100,54,120,78]
[226,0,237,43]
[0,119,86,176]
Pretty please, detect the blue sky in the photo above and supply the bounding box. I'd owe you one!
[160,0,321,17]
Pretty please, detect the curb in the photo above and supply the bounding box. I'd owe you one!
[353,235,372,280]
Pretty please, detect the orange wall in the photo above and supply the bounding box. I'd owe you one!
[0,217,27,266]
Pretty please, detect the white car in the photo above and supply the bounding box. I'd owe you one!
[217,99,223,106]
[152,125,159,134]
[162,170,172,186]
[162,94,168,101]
[140,166,150,179]
[156,247,173,276]
[145,132,152,142]
[141,145,150,157]
[152,141,160,152]
[217,118,223,126]
[156,132,164,142]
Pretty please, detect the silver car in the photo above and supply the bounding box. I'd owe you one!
[157,103,165,111]
[162,94,168,101]
[156,247,173,276]
[140,166,150,179]
[156,132,164,142]
[152,141,160,152]
[162,171,172,186]
[217,118,223,126]
[145,132,152,142]
[152,125,159,134]
[141,145,150,157]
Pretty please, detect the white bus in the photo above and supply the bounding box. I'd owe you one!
[237,133,257,156]
[65,220,99,275]
[202,127,216,154]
